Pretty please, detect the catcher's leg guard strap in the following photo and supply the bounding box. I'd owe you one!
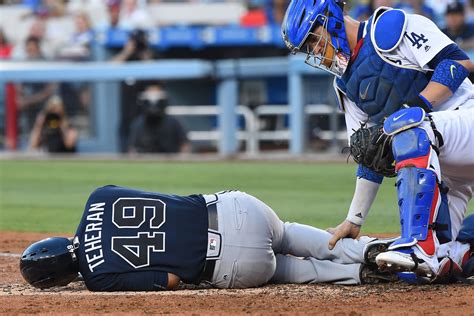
[388,167,441,256]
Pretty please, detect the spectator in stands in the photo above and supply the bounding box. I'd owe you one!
[128,82,189,154]
[467,0,474,23]
[67,0,109,29]
[118,0,153,30]
[241,0,289,26]
[271,0,289,24]
[29,96,78,153]
[442,1,474,51]
[106,0,121,29]
[352,0,394,21]
[112,29,154,152]
[0,29,13,59]
[12,19,50,60]
[16,36,56,135]
[397,0,436,21]
[57,11,94,61]
[353,0,435,22]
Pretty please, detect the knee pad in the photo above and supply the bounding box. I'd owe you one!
[384,107,433,170]
[392,127,432,170]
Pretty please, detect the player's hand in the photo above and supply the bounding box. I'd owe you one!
[327,220,361,250]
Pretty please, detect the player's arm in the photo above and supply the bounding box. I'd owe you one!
[86,271,180,291]
[400,14,473,110]
[417,49,473,108]
[327,95,382,249]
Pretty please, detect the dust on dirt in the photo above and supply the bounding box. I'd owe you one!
[1,231,473,315]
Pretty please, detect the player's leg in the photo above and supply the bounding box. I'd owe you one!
[375,107,474,278]
[235,191,394,265]
[271,254,397,285]
[275,222,374,264]
[397,214,474,284]
[235,191,379,264]
[207,191,279,288]
[271,254,362,285]
[455,214,474,278]
[430,105,474,239]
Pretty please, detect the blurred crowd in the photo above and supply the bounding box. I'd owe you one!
[0,0,473,154]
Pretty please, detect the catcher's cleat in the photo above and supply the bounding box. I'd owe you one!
[363,237,399,264]
[375,250,434,278]
[461,248,474,279]
[359,263,398,284]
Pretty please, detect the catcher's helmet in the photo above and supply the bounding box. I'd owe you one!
[281,0,350,77]
[20,237,79,289]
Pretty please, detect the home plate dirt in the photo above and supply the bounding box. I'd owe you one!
[1,231,473,315]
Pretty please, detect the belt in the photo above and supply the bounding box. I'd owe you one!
[200,198,218,282]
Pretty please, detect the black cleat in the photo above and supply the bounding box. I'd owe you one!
[363,237,399,264]
[359,263,399,284]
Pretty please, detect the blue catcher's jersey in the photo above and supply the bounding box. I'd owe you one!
[336,9,430,124]
[74,185,208,291]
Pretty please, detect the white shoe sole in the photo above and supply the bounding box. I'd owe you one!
[376,251,433,277]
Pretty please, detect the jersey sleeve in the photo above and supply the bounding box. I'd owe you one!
[398,14,454,69]
[343,95,370,144]
[86,270,169,292]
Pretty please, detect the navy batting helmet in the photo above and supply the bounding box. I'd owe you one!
[20,237,79,289]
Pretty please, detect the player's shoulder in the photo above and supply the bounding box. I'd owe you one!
[371,7,407,52]
[371,7,439,52]
[88,185,123,200]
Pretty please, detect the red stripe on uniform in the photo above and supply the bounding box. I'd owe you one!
[349,39,364,65]
[395,155,430,171]
[417,182,439,256]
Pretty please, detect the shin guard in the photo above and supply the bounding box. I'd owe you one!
[388,167,440,256]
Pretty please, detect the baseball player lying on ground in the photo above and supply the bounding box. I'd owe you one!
[281,0,474,283]
[20,186,474,291]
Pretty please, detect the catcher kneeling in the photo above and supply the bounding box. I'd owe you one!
[350,106,474,284]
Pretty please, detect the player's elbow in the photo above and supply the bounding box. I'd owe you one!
[167,273,181,289]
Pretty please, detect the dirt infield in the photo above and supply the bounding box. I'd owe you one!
[1,231,473,315]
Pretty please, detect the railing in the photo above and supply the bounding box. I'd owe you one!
[167,104,345,155]
[3,53,472,155]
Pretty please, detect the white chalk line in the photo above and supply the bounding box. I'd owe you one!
[0,252,21,258]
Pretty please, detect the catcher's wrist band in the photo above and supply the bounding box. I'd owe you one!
[431,59,469,93]
[346,177,381,225]
[406,94,432,113]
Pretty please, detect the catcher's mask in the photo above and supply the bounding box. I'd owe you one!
[281,0,350,77]
[20,237,79,289]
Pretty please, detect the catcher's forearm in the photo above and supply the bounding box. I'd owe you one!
[346,177,381,226]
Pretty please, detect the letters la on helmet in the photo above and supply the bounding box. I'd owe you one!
[281,0,350,77]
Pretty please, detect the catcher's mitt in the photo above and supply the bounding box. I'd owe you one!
[350,124,396,177]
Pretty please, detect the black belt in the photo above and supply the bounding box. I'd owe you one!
[200,201,218,282]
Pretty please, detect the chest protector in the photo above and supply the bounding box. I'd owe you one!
[335,8,430,124]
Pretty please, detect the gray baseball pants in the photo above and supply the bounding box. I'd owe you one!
[202,191,373,288]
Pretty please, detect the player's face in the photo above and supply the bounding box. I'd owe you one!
[302,25,335,68]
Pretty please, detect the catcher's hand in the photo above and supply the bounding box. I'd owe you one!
[349,124,396,177]
[327,220,361,250]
